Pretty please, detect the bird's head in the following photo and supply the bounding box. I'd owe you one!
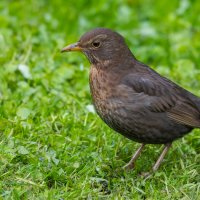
[61,28,133,65]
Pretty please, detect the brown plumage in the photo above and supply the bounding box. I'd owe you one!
[61,28,200,176]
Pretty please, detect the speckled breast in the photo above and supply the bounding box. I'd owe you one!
[89,66,133,136]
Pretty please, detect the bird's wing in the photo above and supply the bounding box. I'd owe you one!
[121,73,200,128]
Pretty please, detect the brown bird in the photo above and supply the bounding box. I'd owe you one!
[61,28,200,176]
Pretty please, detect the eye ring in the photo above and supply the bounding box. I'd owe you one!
[92,41,101,48]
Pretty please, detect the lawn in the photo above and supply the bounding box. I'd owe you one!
[0,0,200,199]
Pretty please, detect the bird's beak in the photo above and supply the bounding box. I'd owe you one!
[61,42,82,53]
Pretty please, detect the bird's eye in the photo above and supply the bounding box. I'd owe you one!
[92,41,101,48]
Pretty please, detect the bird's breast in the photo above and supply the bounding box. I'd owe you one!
[90,66,112,100]
[89,66,142,135]
[89,66,118,115]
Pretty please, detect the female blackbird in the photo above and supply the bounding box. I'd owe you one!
[61,28,200,175]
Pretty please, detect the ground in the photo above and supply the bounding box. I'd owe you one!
[0,0,200,199]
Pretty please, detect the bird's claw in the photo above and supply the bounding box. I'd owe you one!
[140,171,153,179]
[122,162,135,171]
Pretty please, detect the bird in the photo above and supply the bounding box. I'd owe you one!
[61,28,200,176]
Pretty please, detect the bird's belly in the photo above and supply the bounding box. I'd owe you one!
[93,99,192,144]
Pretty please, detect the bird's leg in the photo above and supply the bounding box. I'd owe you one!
[152,143,172,172]
[123,143,145,170]
[142,143,172,178]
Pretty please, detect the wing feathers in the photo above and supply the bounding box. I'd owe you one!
[122,73,200,128]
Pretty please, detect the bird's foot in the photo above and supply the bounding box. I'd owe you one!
[140,171,153,179]
[122,162,135,171]
[123,144,145,171]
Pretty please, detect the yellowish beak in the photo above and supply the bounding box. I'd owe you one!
[61,42,82,53]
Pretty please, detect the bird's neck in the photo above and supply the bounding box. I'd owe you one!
[88,46,136,68]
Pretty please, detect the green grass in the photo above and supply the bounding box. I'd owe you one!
[0,0,200,199]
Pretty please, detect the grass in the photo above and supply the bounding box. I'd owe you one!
[0,0,200,199]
